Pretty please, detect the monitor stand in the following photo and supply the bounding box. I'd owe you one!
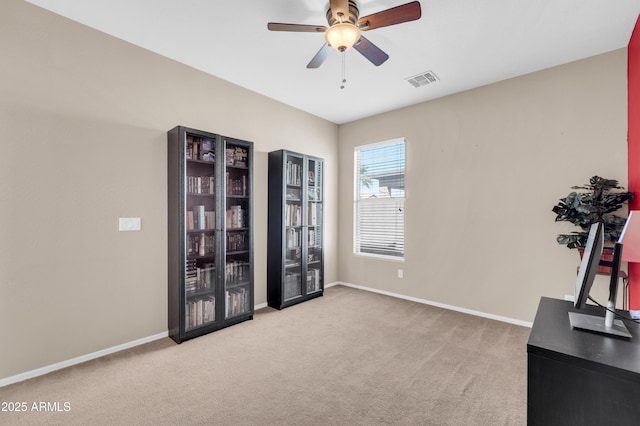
[569,312,632,339]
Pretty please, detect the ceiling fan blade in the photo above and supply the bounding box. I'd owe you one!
[307,43,334,69]
[268,23,327,32]
[353,35,389,66]
[358,1,422,31]
[329,0,349,21]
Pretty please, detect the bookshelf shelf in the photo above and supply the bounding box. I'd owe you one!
[168,126,254,343]
[268,150,324,309]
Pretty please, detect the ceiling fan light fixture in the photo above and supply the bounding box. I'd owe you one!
[325,22,360,52]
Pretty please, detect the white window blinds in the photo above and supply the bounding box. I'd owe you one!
[354,139,405,259]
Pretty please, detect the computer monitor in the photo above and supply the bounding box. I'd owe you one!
[573,223,604,310]
[568,222,632,339]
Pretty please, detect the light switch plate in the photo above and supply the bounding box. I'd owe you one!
[119,217,141,231]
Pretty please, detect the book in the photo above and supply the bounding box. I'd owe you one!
[193,205,205,230]
[199,233,206,256]
[226,205,244,229]
[186,211,194,230]
[205,211,215,229]
[192,137,200,160]
[309,202,317,226]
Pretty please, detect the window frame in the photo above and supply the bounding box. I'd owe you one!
[353,138,406,261]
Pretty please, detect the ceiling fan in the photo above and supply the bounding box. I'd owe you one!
[267,0,422,68]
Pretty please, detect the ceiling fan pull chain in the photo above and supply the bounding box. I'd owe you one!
[340,52,347,89]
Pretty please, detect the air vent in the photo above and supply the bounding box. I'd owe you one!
[406,70,439,88]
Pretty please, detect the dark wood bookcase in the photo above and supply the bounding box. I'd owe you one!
[168,126,254,343]
[267,150,324,309]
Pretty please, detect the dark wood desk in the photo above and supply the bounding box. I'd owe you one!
[527,297,640,426]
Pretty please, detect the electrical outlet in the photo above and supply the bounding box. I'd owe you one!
[119,217,141,231]
[397,269,403,279]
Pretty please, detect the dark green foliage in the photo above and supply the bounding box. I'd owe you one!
[552,176,634,249]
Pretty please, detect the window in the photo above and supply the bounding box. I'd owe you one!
[354,139,405,259]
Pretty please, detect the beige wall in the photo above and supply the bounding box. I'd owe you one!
[0,0,630,382]
[338,49,628,323]
[0,0,338,380]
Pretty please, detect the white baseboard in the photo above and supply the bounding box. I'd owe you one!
[333,281,533,328]
[0,331,168,388]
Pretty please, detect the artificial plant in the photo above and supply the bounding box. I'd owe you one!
[552,175,634,249]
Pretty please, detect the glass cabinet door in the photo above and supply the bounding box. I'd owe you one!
[306,157,323,294]
[184,134,217,330]
[284,154,304,301]
[224,140,252,318]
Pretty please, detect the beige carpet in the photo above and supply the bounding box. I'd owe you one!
[0,285,529,425]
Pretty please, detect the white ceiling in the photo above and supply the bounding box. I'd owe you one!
[24,0,640,124]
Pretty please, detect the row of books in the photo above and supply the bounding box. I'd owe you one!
[187,173,251,197]
[227,232,247,252]
[185,260,215,292]
[285,203,321,226]
[226,287,249,318]
[226,173,248,196]
[188,205,248,230]
[307,268,321,293]
[186,287,251,325]
[186,135,215,162]
[187,231,248,254]
[308,202,320,225]
[285,160,303,186]
[226,205,245,229]
[308,229,321,248]
[286,203,302,227]
[187,206,215,230]
[225,260,249,284]
[187,175,215,195]
[286,228,301,250]
[283,268,320,299]
[284,272,301,300]
[186,295,216,329]
[226,146,248,168]
[285,230,322,250]
[185,137,250,167]
[188,233,215,257]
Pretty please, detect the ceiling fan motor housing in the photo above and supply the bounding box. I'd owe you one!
[326,0,360,26]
